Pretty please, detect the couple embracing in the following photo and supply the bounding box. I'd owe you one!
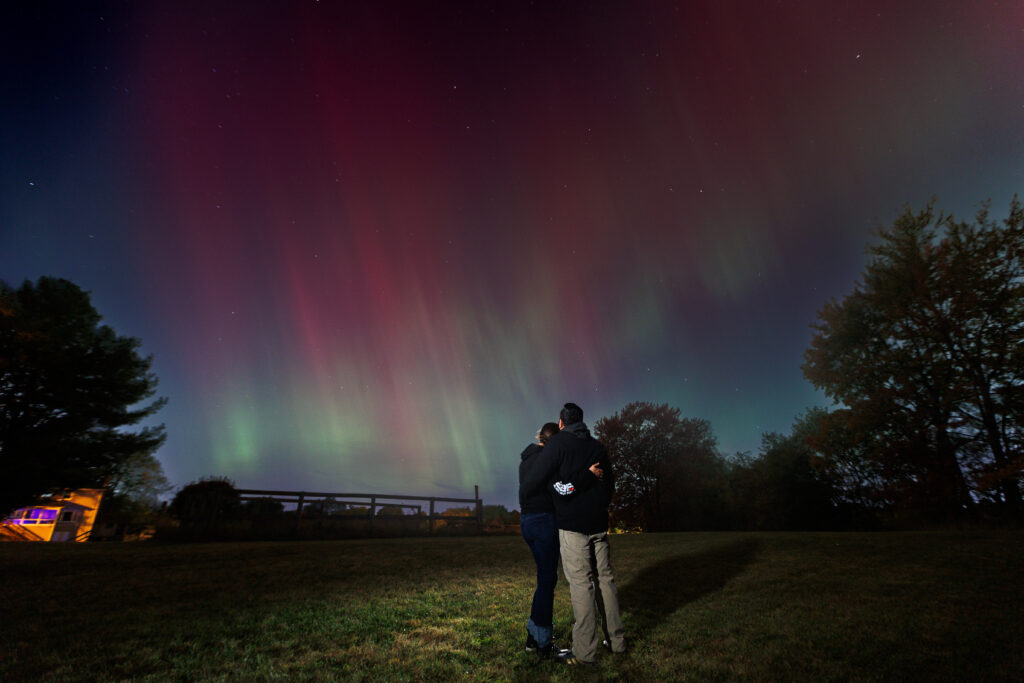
[517,402,628,667]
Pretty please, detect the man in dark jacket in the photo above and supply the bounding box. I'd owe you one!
[519,402,626,665]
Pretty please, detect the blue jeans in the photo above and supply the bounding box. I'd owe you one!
[520,512,559,647]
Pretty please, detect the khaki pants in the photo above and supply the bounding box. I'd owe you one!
[558,529,626,661]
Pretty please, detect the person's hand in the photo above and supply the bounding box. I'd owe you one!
[589,463,604,480]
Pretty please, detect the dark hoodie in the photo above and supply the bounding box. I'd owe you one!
[519,443,556,514]
[519,422,613,534]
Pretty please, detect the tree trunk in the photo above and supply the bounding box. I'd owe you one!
[976,384,1023,514]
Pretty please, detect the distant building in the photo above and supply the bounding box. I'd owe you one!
[0,489,105,542]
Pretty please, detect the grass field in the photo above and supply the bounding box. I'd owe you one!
[2,531,1022,681]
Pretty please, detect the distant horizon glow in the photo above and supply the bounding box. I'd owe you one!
[3,2,1022,509]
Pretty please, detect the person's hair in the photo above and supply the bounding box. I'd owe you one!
[560,402,583,426]
[537,422,560,445]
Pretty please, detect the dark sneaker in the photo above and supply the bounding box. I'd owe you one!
[557,650,597,667]
[525,633,539,652]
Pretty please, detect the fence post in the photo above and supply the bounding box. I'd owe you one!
[369,496,376,537]
[429,498,435,536]
[475,485,483,532]
[295,492,305,534]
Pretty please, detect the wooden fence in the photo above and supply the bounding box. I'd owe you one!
[235,486,485,536]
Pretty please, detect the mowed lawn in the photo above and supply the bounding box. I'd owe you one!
[1,531,1021,681]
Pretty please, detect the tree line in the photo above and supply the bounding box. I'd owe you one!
[604,199,1022,530]
[598,402,864,531]
[2,198,1021,531]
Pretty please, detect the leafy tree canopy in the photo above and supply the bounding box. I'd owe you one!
[803,198,1024,521]
[595,401,724,531]
[728,409,840,530]
[0,277,167,513]
[169,477,240,529]
[95,451,173,528]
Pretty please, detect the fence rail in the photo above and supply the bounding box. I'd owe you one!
[236,486,484,536]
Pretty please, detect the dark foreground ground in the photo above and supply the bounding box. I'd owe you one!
[1,531,1021,681]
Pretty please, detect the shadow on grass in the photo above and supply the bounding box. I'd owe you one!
[617,537,761,633]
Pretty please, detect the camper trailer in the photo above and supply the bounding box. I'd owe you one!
[1,489,104,542]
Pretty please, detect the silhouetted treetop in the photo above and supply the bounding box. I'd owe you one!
[0,277,167,513]
[803,198,1024,521]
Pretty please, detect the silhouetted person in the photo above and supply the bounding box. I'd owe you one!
[518,421,561,657]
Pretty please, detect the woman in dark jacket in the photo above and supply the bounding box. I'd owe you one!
[518,422,562,657]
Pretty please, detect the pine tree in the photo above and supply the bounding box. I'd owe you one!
[0,277,167,512]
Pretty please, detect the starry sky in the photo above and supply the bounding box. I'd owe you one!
[3,1,1023,509]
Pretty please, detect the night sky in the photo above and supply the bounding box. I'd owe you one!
[3,2,1022,509]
